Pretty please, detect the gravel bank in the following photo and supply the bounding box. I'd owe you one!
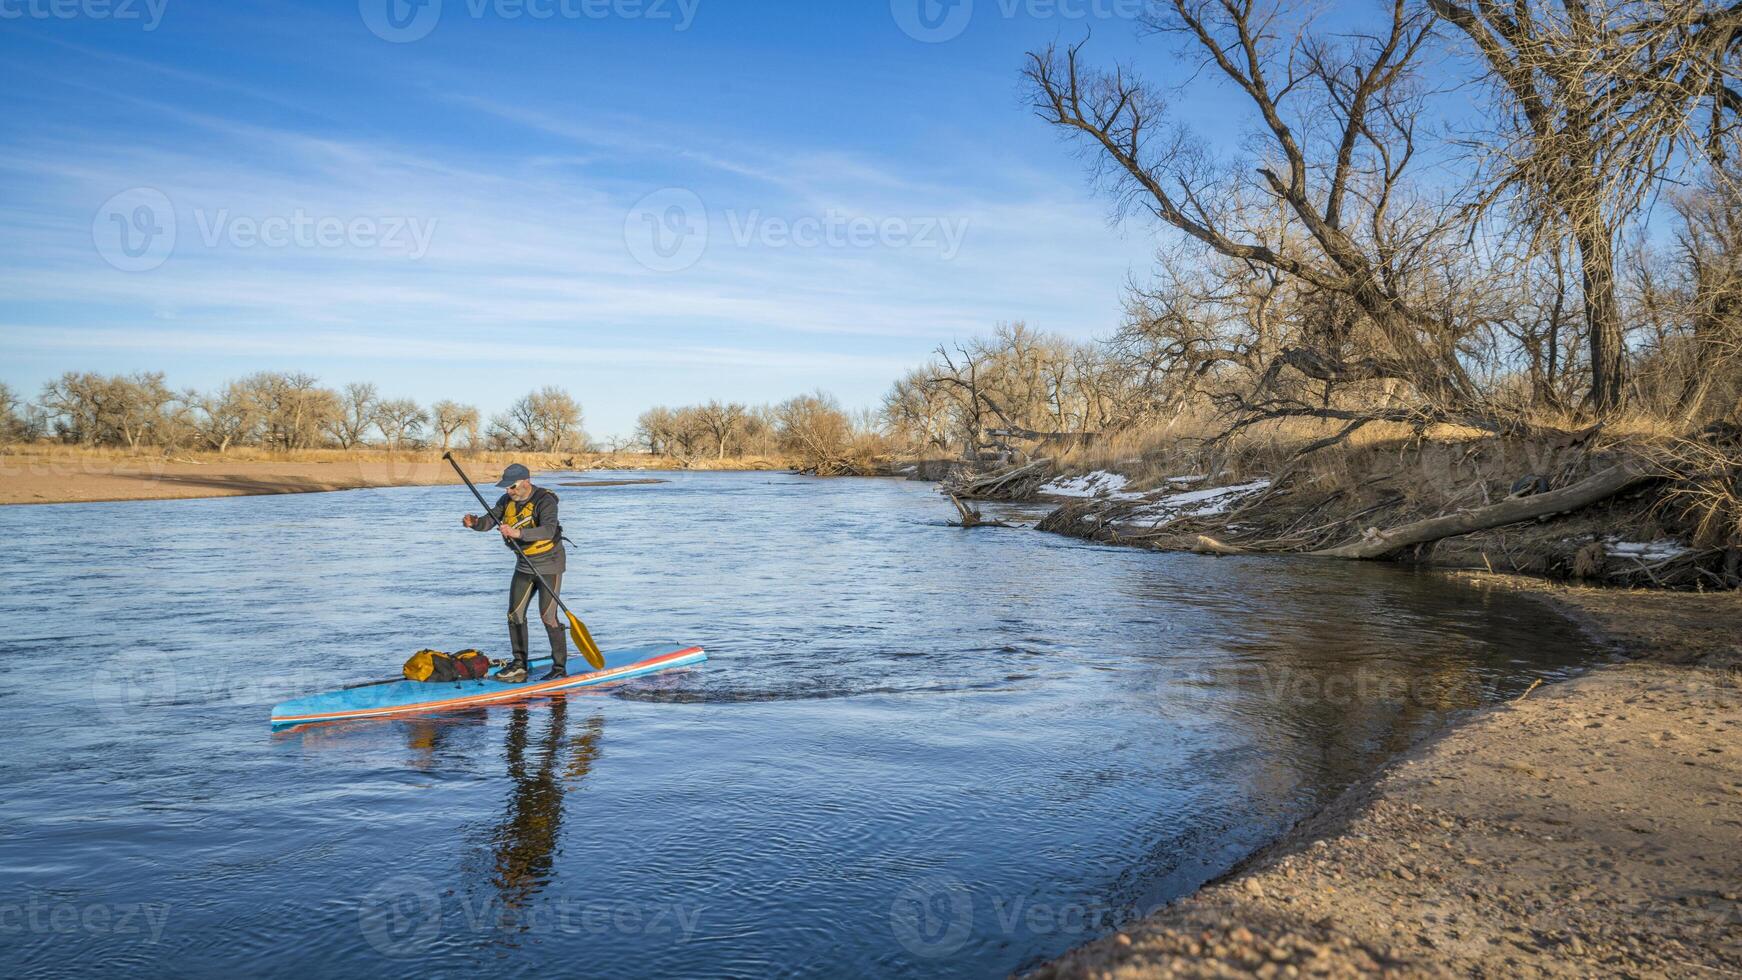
[1028,579,1742,978]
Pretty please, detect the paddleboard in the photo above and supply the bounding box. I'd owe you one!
[270,642,705,728]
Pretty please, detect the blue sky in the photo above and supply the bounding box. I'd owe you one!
[2,0,1250,438]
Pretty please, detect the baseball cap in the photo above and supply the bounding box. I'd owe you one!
[495,463,531,488]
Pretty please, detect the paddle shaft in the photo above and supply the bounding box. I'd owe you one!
[442,452,578,622]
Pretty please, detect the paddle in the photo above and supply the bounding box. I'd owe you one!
[443,451,606,671]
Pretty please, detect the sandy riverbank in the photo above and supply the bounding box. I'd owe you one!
[0,450,790,505]
[1029,576,1742,978]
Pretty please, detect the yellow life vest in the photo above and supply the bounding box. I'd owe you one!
[503,496,557,557]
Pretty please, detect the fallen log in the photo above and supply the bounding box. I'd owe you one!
[1192,535,1246,555]
[1313,457,1656,559]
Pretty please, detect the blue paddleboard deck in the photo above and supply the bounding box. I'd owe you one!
[270,642,705,728]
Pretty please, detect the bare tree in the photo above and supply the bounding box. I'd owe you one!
[882,367,955,452]
[36,371,188,449]
[669,409,707,460]
[1669,169,1742,419]
[489,387,585,452]
[237,372,336,451]
[374,398,427,451]
[1490,245,1582,411]
[775,391,857,474]
[113,372,181,451]
[1025,0,1487,428]
[1429,0,1742,412]
[328,382,379,449]
[38,372,114,446]
[696,400,747,458]
[196,381,259,453]
[899,325,1116,461]
[0,382,21,444]
[636,406,679,455]
[430,400,480,452]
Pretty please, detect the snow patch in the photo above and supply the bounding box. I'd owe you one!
[1604,539,1692,562]
[1038,471,1141,500]
[1124,479,1273,527]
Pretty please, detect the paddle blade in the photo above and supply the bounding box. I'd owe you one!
[568,612,605,670]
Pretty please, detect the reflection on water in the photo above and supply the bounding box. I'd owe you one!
[0,472,1594,977]
[480,701,603,922]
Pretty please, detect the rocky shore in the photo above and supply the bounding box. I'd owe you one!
[1027,577,1742,978]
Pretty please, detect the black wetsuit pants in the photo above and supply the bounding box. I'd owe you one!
[508,569,567,671]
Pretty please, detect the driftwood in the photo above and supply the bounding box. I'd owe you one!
[949,458,1052,499]
[1313,457,1656,559]
[949,494,1011,529]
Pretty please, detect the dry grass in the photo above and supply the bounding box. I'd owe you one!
[1052,404,1719,496]
[1053,413,1493,492]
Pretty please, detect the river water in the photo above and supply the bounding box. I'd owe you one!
[0,472,1594,977]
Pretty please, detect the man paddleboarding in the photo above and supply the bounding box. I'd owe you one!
[462,463,568,683]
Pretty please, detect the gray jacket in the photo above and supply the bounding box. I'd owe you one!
[471,486,566,575]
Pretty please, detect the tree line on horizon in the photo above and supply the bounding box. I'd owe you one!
[0,372,889,475]
[0,372,584,455]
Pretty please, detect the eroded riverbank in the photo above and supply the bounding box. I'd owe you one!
[1028,577,1742,978]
